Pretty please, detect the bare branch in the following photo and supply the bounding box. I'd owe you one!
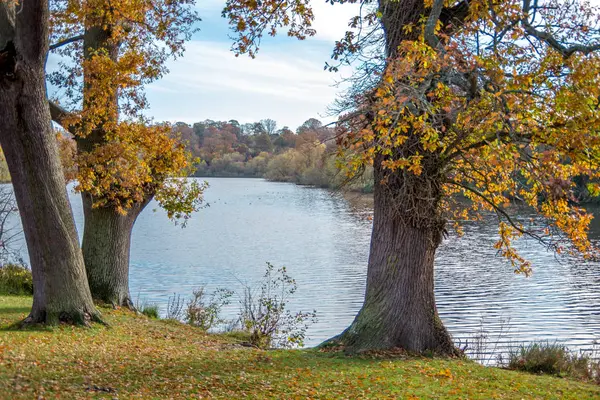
[521,0,600,57]
[446,179,557,250]
[49,34,84,51]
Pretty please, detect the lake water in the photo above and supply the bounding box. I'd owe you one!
[5,178,600,361]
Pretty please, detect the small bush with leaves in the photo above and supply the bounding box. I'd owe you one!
[238,262,317,349]
[185,287,233,331]
[0,264,33,295]
[508,342,600,383]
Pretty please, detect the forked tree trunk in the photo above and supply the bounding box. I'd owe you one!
[323,0,457,355]
[324,160,456,354]
[0,1,99,324]
[81,193,151,307]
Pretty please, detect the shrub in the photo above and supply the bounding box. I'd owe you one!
[141,304,159,319]
[238,262,317,349]
[134,295,160,319]
[185,287,233,331]
[264,151,298,182]
[508,342,599,382]
[590,358,600,385]
[0,264,33,295]
[165,294,184,321]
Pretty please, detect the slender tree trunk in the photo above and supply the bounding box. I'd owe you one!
[76,22,147,307]
[81,194,151,307]
[323,0,458,355]
[0,0,99,324]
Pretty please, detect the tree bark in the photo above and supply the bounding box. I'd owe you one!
[0,0,99,324]
[324,158,457,354]
[75,19,147,307]
[81,194,151,307]
[322,0,458,355]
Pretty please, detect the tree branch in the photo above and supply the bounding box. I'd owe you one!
[49,34,84,51]
[48,100,76,134]
[521,0,600,57]
[425,0,445,48]
[446,179,556,249]
[440,0,471,36]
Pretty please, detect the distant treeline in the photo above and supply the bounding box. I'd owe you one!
[173,118,374,193]
[173,117,600,201]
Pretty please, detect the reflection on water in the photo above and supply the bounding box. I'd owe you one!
[5,178,600,358]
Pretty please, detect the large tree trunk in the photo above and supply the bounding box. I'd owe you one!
[81,194,151,307]
[0,0,99,324]
[323,0,457,355]
[324,158,457,354]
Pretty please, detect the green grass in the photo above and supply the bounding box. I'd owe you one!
[0,296,598,399]
[139,303,159,319]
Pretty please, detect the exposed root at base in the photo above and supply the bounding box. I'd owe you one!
[20,309,106,327]
[318,331,463,359]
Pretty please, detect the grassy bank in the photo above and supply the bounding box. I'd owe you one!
[0,296,598,399]
[340,190,374,210]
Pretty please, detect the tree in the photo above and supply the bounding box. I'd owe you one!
[225,0,600,354]
[174,123,202,158]
[193,122,207,145]
[0,0,99,324]
[49,0,205,307]
[260,118,278,135]
[201,124,238,162]
[274,126,296,149]
[253,132,274,154]
[296,118,322,135]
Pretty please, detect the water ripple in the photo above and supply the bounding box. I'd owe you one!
[4,179,599,359]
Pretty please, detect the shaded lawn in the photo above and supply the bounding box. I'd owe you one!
[0,296,598,399]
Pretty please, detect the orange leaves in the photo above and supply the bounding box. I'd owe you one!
[335,0,600,273]
[435,368,453,379]
[73,122,203,215]
[494,222,532,275]
[50,0,199,123]
[337,37,458,181]
[48,0,204,221]
[223,0,316,57]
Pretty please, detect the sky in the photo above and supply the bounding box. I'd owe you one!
[144,1,360,130]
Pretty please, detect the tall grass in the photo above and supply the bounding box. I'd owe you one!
[507,342,600,384]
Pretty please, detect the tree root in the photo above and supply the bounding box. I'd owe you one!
[21,308,106,327]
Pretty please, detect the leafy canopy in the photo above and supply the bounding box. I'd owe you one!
[224,0,600,274]
[49,0,206,217]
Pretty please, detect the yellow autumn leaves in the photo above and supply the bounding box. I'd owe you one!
[337,0,600,273]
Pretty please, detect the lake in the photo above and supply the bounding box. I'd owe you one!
[5,178,600,361]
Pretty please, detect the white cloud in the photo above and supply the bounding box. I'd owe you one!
[196,0,359,43]
[144,1,361,128]
[310,1,359,42]
[146,40,351,128]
